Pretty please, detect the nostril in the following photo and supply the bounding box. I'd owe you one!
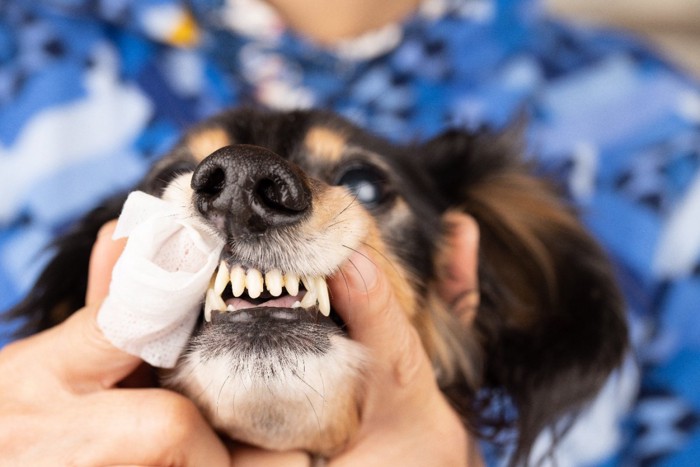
[255,177,309,214]
[195,167,226,196]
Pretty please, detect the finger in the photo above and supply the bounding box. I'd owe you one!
[44,303,142,391]
[229,443,310,466]
[437,212,480,324]
[328,249,432,390]
[86,220,126,306]
[43,220,138,390]
[73,389,229,467]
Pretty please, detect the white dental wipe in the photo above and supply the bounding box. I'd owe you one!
[97,190,224,368]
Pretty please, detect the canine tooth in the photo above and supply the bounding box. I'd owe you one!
[210,288,226,309]
[246,269,263,299]
[300,287,317,309]
[292,301,302,309]
[204,294,213,323]
[315,277,330,317]
[214,261,229,295]
[265,269,283,297]
[230,265,246,297]
[302,275,314,293]
[205,288,225,322]
[285,272,299,296]
[226,304,236,312]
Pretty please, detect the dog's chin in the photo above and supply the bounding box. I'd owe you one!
[163,304,367,456]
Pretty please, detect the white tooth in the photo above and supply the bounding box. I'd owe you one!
[292,301,302,309]
[315,277,330,317]
[208,288,226,310]
[214,261,229,295]
[285,272,299,296]
[204,293,213,323]
[265,269,283,297]
[302,275,314,293]
[226,304,236,312]
[230,265,246,297]
[300,287,317,309]
[205,288,225,322]
[246,268,263,299]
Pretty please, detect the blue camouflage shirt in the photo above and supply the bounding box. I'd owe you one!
[1,0,699,464]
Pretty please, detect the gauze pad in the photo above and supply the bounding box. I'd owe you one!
[98,191,224,368]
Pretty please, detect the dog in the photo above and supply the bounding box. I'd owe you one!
[8,108,628,465]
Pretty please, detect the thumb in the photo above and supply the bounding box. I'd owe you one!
[85,220,125,306]
[329,248,433,394]
[46,221,141,390]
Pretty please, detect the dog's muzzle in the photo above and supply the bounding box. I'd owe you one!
[186,144,344,328]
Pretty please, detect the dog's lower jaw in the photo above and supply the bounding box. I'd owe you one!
[163,335,366,456]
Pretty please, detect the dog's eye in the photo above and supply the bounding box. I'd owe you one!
[336,165,391,207]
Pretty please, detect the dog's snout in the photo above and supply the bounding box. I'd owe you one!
[191,145,311,234]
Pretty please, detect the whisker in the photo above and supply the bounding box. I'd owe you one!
[345,256,372,312]
[290,367,323,434]
[330,192,360,223]
[358,241,403,278]
[325,218,350,230]
[215,374,231,417]
[291,368,325,400]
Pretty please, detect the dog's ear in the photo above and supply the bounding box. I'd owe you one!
[4,193,127,336]
[420,127,628,464]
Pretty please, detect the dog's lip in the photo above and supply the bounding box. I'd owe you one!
[209,305,339,329]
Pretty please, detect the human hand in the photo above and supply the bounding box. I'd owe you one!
[0,212,482,466]
[0,221,231,466]
[325,212,483,467]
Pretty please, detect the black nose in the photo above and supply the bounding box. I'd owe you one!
[191,145,312,235]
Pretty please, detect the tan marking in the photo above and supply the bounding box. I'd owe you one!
[304,127,346,163]
[186,127,232,162]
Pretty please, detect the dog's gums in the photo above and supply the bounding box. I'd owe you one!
[204,262,331,322]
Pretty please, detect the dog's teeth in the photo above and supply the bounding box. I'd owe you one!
[230,265,246,297]
[285,272,299,296]
[316,277,330,317]
[301,275,314,293]
[246,268,264,299]
[205,288,225,322]
[214,261,229,295]
[265,269,283,297]
[300,285,317,309]
[292,301,302,309]
[226,303,236,312]
[204,292,213,323]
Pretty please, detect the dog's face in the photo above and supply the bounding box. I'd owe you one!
[146,110,451,454]
[13,108,628,464]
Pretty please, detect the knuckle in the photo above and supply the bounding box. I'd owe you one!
[141,390,202,441]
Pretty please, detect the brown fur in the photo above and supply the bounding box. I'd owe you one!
[186,126,233,162]
[303,126,347,163]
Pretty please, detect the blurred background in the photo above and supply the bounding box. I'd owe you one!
[545,0,700,78]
